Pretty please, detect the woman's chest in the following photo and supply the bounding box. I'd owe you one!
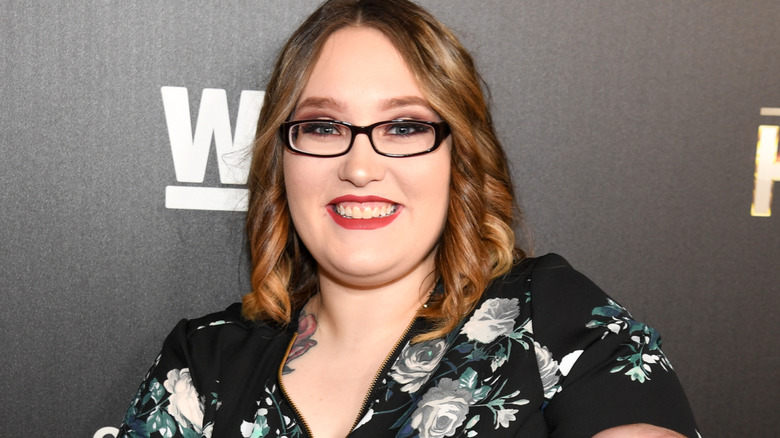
[279,349,392,438]
[219,298,549,437]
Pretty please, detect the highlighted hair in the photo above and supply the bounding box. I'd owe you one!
[243,0,525,341]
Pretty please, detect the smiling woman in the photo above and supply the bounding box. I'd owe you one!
[282,26,451,300]
[116,1,700,437]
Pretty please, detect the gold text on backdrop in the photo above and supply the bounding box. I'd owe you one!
[753,108,780,216]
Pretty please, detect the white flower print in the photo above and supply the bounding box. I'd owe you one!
[533,341,561,399]
[163,368,204,431]
[202,423,213,438]
[461,298,521,344]
[240,420,257,438]
[490,354,507,372]
[410,378,473,438]
[241,410,270,438]
[495,408,519,429]
[389,339,447,392]
[353,408,374,430]
[559,350,583,376]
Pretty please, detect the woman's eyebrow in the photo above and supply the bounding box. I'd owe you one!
[379,96,431,111]
[295,96,344,112]
[295,95,432,115]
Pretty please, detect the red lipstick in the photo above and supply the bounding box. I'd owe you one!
[328,195,401,230]
[329,195,395,204]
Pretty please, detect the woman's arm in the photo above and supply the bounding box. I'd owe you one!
[530,254,700,437]
[593,423,687,438]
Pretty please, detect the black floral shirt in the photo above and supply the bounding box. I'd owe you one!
[118,254,700,438]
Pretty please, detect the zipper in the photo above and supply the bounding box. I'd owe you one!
[278,316,420,438]
[277,332,315,438]
[347,315,419,434]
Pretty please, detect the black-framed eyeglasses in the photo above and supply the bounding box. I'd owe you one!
[280,119,451,158]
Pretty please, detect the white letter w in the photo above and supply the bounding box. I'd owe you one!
[161,87,264,184]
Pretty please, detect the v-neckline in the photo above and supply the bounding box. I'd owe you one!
[275,313,424,438]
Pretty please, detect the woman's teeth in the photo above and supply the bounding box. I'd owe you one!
[335,204,397,219]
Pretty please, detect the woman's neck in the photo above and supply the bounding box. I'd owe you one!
[308,268,435,346]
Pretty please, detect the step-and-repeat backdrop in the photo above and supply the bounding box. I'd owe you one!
[2,1,778,437]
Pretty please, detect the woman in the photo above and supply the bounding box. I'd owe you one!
[119,1,699,437]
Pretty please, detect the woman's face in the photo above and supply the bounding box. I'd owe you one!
[283,26,451,289]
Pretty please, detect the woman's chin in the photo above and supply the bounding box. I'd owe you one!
[317,255,435,290]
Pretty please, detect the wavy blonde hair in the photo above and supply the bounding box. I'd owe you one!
[243,0,525,341]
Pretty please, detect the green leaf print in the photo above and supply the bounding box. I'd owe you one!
[180,426,202,438]
[147,409,176,437]
[587,298,672,382]
[460,367,479,390]
[149,379,166,404]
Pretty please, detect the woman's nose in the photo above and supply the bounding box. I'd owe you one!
[337,132,387,187]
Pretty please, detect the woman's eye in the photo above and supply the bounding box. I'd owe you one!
[386,122,429,136]
[302,123,341,136]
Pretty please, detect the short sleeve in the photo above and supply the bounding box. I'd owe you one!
[530,254,699,438]
[117,319,212,438]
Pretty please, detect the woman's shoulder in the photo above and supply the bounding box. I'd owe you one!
[186,302,247,333]
[487,252,593,297]
[174,303,287,347]
[163,303,293,384]
[524,253,619,316]
[486,253,624,351]
[495,253,606,302]
[503,252,584,279]
[498,256,699,436]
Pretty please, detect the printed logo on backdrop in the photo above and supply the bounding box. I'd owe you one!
[162,87,264,212]
[93,427,118,438]
[92,89,265,437]
[753,108,780,217]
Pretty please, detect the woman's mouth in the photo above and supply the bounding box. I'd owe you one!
[327,196,402,230]
[333,203,398,219]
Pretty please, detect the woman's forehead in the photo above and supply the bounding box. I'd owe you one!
[296,27,432,118]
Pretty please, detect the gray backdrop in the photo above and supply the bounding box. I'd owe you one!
[2,1,778,437]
